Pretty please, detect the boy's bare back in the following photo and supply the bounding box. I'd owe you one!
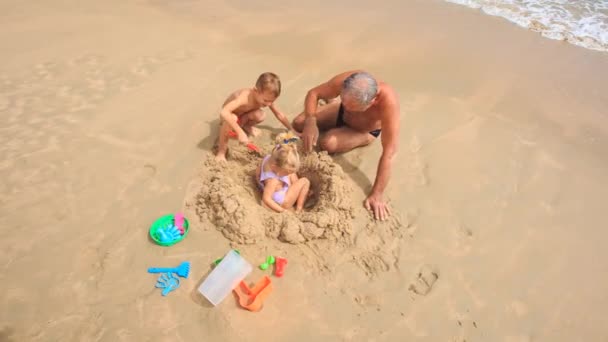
[222,88,263,117]
[216,72,294,161]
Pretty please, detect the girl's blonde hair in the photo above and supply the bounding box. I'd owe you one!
[270,131,300,172]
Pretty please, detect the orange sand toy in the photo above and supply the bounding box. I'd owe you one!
[233,276,273,312]
[227,130,261,154]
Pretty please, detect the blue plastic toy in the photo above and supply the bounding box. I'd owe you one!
[157,225,182,243]
[155,272,180,296]
[148,261,191,278]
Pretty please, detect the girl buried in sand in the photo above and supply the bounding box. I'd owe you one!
[256,132,311,213]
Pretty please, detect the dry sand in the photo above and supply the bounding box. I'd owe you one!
[1,0,608,341]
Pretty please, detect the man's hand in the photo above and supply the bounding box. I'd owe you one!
[364,193,391,221]
[302,116,319,152]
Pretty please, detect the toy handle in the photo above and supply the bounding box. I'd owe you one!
[247,143,260,153]
[174,213,184,229]
[148,267,175,273]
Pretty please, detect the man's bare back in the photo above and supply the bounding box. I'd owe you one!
[338,80,395,133]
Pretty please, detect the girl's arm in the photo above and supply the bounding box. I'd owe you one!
[261,179,285,213]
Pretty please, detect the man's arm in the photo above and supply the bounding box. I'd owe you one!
[302,70,363,151]
[303,70,362,118]
[366,93,400,220]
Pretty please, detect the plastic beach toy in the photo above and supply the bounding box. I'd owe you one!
[148,261,191,278]
[274,257,288,277]
[214,249,240,266]
[198,250,252,306]
[155,272,180,296]
[246,142,261,154]
[233,276,273,312]
[173,212,185,234]
[158,225,181,244]
[150,214,189,246]
[259,256,275,270]
[227,130,261,154]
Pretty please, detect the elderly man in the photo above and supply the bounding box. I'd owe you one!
[292,70,400,221]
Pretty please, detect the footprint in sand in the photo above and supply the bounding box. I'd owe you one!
[0,76,13,90]
[66,95,95,113]
[355,217,404,276]
[353,293,382,307]
[69,54,104,67]
[409,135,422,153]
[159,49,195,63]
[34,61,61,81]
[401,93,431,112]
[0,95,9,111]
[85,76,106,92]
[130,64,152,77]
[451,222,474,255]
[0,326,15,342]
[143,164,157,177]
[130,55,162,78]
[356,253,390,277]
[6,97,25,119]
[403,136,428,187]
[408,154,428,186]
[408,264,439,296]
[113,76,138,92]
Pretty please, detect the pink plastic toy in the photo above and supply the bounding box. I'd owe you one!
[174,213,185,234]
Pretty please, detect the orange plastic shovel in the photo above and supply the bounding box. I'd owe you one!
[227,130,261,155]
[233,276,273,312]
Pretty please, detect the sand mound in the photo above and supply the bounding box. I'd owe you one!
[192,135,354,244]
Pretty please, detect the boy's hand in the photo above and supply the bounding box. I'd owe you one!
[237,130,249,144]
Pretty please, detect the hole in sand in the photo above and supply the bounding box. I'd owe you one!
[188,132,354,244]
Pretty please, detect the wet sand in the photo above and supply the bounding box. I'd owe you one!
[1,0,608,340]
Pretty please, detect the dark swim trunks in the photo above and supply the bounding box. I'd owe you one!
[337,104,381,138]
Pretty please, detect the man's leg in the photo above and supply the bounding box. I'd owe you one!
[239,109,266,137]
[292,100,342,132]
[318,126,376,154]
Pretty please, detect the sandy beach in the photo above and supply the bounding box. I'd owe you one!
[1,0,608,341]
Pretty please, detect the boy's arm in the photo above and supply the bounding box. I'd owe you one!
[262,179,285,213]
[268,104,296,133]
[220,93,249,143]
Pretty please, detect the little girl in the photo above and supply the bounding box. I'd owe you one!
[256,132,311,213]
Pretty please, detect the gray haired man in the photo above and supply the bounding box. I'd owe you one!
[292,70,400,221]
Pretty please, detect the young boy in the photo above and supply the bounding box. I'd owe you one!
[215,72,295,161]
